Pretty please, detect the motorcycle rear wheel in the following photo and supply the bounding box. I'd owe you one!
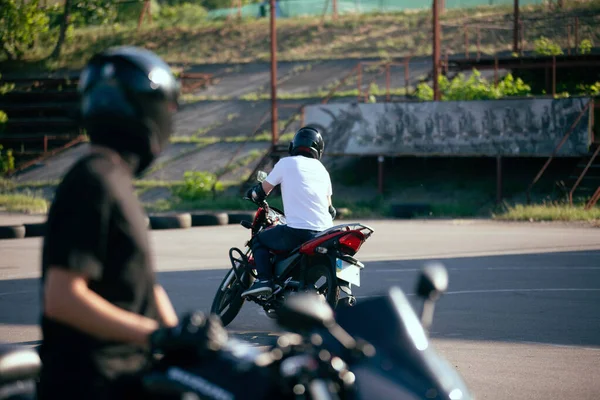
[210,268,250,327]
[304,263,340,309]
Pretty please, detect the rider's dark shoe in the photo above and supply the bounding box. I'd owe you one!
[242,279,273,297]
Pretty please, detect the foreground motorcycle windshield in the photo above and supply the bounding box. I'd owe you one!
[334,287,474,400]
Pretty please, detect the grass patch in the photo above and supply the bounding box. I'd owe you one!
[494,203,600,222]
[0,193,49,214]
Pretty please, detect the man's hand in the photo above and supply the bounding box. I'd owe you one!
[245,183,267,204]
[150,311,228,355]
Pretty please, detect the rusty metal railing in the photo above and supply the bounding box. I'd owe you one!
[569,141,600,205]
[6,134,87,176]
[525,99,592,204]
[585,187,600,210]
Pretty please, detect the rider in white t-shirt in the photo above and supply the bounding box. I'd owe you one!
[242,126,336,297]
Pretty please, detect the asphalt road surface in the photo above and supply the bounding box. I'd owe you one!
[1,216,599,399]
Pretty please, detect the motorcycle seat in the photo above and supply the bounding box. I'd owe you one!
[0,345,41,384]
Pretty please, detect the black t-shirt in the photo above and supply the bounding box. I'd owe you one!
[39,148,159,386]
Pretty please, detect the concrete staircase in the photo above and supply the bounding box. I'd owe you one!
[0,76,83,173]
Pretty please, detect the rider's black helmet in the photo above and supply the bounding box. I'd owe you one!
[288,126,325,160]
[78,46,180,175]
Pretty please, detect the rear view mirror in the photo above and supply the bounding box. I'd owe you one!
[416,262,449,334]
[257,171,267,183]
[417,262,449,301]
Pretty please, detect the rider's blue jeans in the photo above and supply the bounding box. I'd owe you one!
[252,225,318,280]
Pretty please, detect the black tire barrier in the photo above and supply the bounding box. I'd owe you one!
[390,203,432,219]
[149,213,192,230]
[0,225,26,240]
[24,222,47,238]
[191,212,229,227]
[227,212,256,225]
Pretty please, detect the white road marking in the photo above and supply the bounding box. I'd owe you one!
[356,288,600,299]
[367,266,600,273]
[0,290,35,297]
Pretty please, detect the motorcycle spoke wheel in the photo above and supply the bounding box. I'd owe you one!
[210,269,249,327]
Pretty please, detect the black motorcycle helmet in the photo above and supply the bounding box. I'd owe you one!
[78,46,180,176]
[288,126,325,160]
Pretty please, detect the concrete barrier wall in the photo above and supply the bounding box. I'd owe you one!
[304,97,593,157]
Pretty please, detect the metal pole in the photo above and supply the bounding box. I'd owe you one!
[513,0,519,54]
[567,23,572,55]
[496,155,503,204]
[357,62,362,101]
[386,63,390,102]
[465,26,469,59]
[270,0,278,146]
[575,17,579,52]
[404,58,410,95]
[333,0,338,20]
[378,155,384,194]
[476,26,481,60]
[433,0,441,101]
[494,54,499,86]
[552,55,556,97]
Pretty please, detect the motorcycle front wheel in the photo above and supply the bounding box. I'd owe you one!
[210,268,250,327]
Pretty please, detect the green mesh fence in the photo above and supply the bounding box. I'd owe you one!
[207,0,544,19]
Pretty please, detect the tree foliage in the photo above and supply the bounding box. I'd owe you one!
[0,0,50,61]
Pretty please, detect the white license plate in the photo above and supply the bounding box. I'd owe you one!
[336,259,363,287]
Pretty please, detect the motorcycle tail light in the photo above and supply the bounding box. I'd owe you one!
[338,232,365,256]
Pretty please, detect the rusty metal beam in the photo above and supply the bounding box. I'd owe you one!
[526,100,592,204]
[433,0,441,101]
[569,144,600,205]
[513,0,520,54]
[497,156,503,204]
[584,187,600,210]
[321,65,358,104]
[270,0,278,147]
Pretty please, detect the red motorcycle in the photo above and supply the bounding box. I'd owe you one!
[210,172,375,327]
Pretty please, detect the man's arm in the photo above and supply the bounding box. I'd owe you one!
[44,267,159,346]
[154,284,178,327]
[261,180,275,196]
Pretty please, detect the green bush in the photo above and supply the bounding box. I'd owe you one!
[172,171,223,201]
[579,39,592,55]
[415,69,531,101]
[157,3,207,26]
[0,0,50,60]
[0,144,15,174]
[534,36,563,56]
[0,110,7,130]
